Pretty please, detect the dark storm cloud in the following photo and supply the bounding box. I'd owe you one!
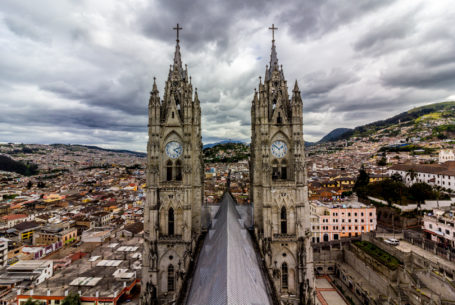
[0,0,454,147]
[280,0,396,40]
[382,64,455,89]
[302,68,359,97]
[139,0,273,51]
[353,17,416,54]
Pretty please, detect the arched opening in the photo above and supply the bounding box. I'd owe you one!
[171,112,175,119]
[175,160,182,181]
[168,208,175,236]
[280,159,287,179]
[323,234,329,242]
[334,234,339,240]
[166,160,173,181]
[167,264,175,292]
[280,206,287,234]
[272,99,277,110]
[277,112,282,124]
[281,263,288,290]
[272,159,279,180]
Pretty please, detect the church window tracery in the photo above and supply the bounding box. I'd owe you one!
[167,264,175,292]
[272,160,279,180]
[281,206,287,234]
[168,207,175,236]
[281,262,288,289]
[166,161,173,181]
[280,159,287,179]
[176,160,182,181]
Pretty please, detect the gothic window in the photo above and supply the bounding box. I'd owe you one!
[280,206,287,234]
[281,263,288,289]
[167,264,175,292]
[272,160,279,180]
[277,112,282,124]
[166,161,173,181]
[168,208,175,236]
[280,159,287,179]
[272,99,277,110]
[175,160,182,181]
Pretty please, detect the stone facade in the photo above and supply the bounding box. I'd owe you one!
[250,33,314,304]
[141,32,203,305]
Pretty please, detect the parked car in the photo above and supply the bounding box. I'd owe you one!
[384,238,400,246]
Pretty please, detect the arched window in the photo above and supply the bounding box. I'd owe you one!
[272,160,279,180]
[167,264,175,292]
[277,112,282,124]
[280,160,287,179]
[272,99,277,110]
[281,206,287,234]
[175,160,182,181]
[168,208,175,236]
[171,112,175,118]
[166,160,173,181]
[281,263,288,290]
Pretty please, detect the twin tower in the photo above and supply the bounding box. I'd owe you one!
[142,24,314,305]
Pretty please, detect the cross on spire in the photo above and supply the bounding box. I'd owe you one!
[269,24,278,42]
[173,23,182,42]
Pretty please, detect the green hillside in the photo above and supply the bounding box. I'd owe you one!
[324,101,455,142]
[203,142,249,163]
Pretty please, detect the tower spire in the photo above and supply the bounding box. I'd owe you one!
[267,24,280,80]
[171,23,184,79]
[152,77,158,93]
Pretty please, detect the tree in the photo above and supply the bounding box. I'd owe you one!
[409,183,434,204]
[390,173,403,182]
[381,180,402,206]
[62,292,81,305]
[354,165,370,199]
[377,155,387,167]
[354,165,370,189]
[405,169,417,184]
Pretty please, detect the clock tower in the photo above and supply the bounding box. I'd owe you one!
[141,24,203,305]
[250,25,314,304]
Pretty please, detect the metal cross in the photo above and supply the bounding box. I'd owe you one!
[269,24,278,41]
[173,23,182,42]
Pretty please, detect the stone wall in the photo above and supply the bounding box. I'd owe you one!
[313,247,343,275]
[344,246,395,293]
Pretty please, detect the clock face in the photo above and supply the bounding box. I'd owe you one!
[271,140,287,158]
[165,141,182,159]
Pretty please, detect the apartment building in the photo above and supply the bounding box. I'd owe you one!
[422,208,455,247]
[311,201,377,242]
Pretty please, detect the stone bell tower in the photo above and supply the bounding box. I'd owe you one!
[141,24,203,305]
[250,24,314,304]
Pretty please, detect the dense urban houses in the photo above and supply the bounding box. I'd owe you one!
[388,161,455,190]
[250,25,314,304]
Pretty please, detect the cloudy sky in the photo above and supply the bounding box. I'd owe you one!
[1,0,454,152]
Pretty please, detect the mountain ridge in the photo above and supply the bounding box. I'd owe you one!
[317,101,455,143]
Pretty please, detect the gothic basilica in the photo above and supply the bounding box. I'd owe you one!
[142,24,314,305]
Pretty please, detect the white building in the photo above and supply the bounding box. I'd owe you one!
[422,209,455,247]
[388,161,455,191]
[439,149,455,163]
